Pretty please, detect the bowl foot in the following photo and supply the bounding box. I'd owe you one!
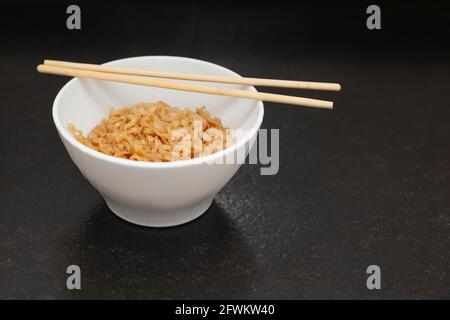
[104,197,214,227]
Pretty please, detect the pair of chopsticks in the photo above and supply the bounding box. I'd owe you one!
[37,60,341,109]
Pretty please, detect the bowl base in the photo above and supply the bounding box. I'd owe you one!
[104,197,214,227]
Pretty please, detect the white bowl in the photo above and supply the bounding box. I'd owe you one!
[52,56,264,227]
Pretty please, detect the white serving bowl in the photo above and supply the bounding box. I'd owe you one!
[52,56,264,227]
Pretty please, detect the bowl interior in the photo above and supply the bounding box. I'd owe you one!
[54,56,263,151]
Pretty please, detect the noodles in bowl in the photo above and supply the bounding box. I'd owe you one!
[68,101,234,162]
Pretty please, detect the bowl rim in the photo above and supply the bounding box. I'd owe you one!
[52,55,264,169]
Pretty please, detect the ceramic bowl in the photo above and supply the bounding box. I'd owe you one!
[52,56,264,227]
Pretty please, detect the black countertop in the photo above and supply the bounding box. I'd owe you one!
[0,1,449,299]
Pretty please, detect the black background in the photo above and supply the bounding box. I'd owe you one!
[0,0,449,299]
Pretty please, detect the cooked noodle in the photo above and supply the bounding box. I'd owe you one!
[68,101,234,162]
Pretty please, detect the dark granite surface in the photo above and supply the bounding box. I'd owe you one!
[0,1,449,299]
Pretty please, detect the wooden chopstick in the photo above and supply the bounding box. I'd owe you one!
[37,64,334,109]
[44,60,341,92]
